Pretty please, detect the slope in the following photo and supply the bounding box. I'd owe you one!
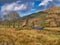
[22,6,60,28]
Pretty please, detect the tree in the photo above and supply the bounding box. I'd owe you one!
[32,21,35,28]
[3,11,21,28]
[3,11,20,20]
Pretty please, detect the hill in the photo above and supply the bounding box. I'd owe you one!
[22,6,60,28]
[0,6,60,30]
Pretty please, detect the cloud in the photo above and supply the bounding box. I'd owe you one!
[14,4,27,11]
[1,0,60,16]
[0,0,35,15]
[39,0,53,6]
[1,1,27,12]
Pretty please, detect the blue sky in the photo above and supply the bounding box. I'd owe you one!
[0,0,60,17]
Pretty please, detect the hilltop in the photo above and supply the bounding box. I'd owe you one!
[22,6,60,28]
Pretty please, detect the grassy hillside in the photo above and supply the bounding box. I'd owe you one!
[0,29,60,45]
[22,6,60,28]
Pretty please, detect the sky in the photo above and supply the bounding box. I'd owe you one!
[0,0,60,17]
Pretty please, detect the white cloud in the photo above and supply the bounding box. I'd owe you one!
[39,0,53,6]
[1,0,35,15]
[1,1,27,15]
[1,2,27,12]
[14,4,27,11]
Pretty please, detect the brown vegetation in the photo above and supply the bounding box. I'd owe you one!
[0,29,60,45]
